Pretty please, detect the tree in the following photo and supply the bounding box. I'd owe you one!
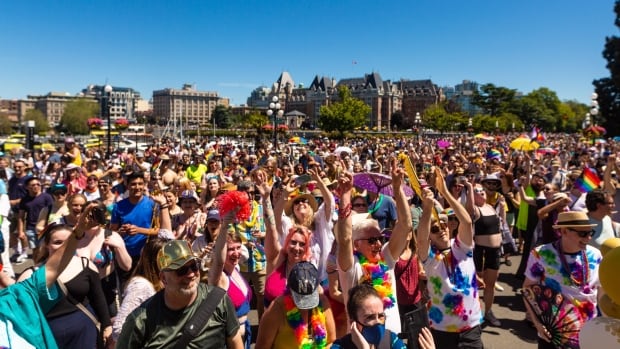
[517,88,562,130]
[594,1,620,136]
[472,83,518,117]
[212,105,233,129]
[0,114,13,135]
[24,109,50,134]
[319,86,370,137]
[241,111,270,149]
[60,99,99,135]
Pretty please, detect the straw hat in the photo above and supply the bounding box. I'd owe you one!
[552,211,596,230]
[285,193,318,216]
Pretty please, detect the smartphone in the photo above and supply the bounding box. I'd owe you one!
[91,206,107,225]
[402,305,430,349]
[294,174,312,186]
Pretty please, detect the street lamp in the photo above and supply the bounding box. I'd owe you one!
[103,84,113,159]
[467,117,473,134]
[414,112,422,141]
[590,92,599,125]
[267,96,283,150]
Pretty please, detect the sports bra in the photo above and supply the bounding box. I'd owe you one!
[227,270,252,317]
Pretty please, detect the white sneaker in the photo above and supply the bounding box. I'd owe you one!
[494,283,504,292]
[14,253,28,264]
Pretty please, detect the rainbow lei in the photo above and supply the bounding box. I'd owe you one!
[283,295,327,349]
[354,251,396,309]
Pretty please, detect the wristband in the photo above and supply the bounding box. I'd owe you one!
[338,203,352,219]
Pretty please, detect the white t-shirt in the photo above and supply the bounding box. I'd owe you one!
[589,215,616,250]
[339,243,401,334]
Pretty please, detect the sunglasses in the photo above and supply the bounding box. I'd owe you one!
[353,203,368,208]
[431,223,447,234]
[473,189,485,194]
[448,216,459,222]
[174,261,200,276]
[568,228,595,238]
[360,236,384,244]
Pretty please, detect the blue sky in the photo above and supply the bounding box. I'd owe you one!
[0,1,617,106]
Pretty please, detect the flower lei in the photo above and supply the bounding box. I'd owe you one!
[283,294,327,349]
[354,251,396,309]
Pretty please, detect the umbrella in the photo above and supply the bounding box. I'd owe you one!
[594,138,607,145]
[353,172,415,198]
[436,139,452,149]
[613,136,620,142]
[523,284,581,349]
[584,125,606,136]
[510,136,540,151]
[474,133,494,141]
[537,147,558,155]
[289,136,308,145]
[334,146,353,156]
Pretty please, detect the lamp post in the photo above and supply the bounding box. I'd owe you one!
[590,92,599,125]
[267,96,283,150]
[467,117,473,134]
[103,84,113,159]
[414,112,422,142]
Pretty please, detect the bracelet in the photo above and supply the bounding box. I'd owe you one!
[338,203,352,219]
[160,204,169,209]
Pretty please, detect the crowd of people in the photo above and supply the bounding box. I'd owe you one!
[0,131,618,348]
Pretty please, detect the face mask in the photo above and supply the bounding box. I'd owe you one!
[360,323,385,345]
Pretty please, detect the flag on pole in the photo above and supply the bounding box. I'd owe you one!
[575,167,601,193]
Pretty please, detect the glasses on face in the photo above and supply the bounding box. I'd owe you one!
[568,228,595,238]
[174,261,200,276]
[473,188,485,194]
[431,223,447,234]
[360,236,384,244]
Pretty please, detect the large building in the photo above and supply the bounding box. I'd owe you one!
[444,80,482,116]
[19,92,97,128]
[82,85,141,122]
[397,79,444,127]
[152,84,229,127]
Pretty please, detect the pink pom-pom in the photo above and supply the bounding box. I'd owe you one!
[218,191,251,221]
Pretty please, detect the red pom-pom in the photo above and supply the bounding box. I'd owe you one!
[218,191,251,221]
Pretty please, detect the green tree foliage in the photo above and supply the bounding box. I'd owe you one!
[241,111,270,148]
[518,88,561,130]
[594,1,620,136]
[319,86,370,137]
[212,105,233,129]
[0,114,14,135]
[24,109,50,134]
[60,99,99,135]
[472,83,518,117]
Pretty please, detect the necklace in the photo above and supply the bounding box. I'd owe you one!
[554,240,589,289]
[283,294,327,349]
[354,251,396,309]
[436,247,455,283]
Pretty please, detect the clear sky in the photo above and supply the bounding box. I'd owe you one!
[0,1,617,106]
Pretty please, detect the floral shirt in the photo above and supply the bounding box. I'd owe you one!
[524,242,601,326]
[423,238,482,333]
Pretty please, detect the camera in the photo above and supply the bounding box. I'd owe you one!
[91,206,107,225]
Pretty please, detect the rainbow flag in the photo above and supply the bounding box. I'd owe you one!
[487,149,502,161]
[575,167,600,193]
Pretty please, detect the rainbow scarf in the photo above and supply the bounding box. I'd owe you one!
[283,295,327,349]
[575,167,600,193]
[354,251,396,309]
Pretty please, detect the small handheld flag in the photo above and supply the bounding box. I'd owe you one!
[575,167,600,193]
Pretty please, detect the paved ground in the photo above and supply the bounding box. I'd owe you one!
[11,252,539,348]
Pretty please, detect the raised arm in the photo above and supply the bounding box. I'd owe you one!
[387,157,413,260]
[308,168,334,221]
[603,154,616,196]
[336,171,354,273]
[208,210,236,288]
[417,189,434,263]
[434,167,473,246]
[255,170,280,274]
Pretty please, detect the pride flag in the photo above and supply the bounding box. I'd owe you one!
[575,167,601,193]
[487,149,502,161]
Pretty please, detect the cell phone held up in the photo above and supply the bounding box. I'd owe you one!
[90,206,107,225]
[294,174,312,186]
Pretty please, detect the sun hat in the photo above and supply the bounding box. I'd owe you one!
[552,211,597,230]
[481,174,501,186]
[157,240,199,271]
[287,261,320,310]
[49,183,67,194]
[285,193,318,216]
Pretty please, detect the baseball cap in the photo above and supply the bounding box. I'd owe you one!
[157,240,199,271]
[287,261,320,309]
[179,190,199,202]
[206,209,220,221]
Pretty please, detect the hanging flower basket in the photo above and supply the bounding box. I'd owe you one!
[277,124,288,132]
[87,118,103,129]
[262,124,274,130]
[114,118,130,130]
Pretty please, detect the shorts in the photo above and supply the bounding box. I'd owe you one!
[25,229,37,249]
[473,244,501,271]
[432,325,483,349]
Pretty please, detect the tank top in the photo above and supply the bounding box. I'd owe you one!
[226,269,252,317]
[264,262,287,309]
[474,208,500,236]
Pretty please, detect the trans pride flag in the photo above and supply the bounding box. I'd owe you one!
[575,167,601,193]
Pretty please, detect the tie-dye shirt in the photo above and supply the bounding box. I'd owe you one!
[423,238,482,333]
[524,242,601,326]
